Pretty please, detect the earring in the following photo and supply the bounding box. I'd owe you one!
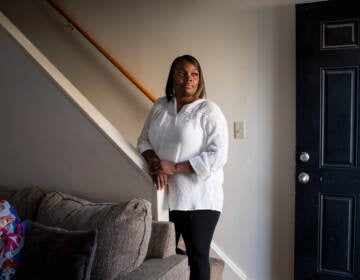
[172,88,175,96]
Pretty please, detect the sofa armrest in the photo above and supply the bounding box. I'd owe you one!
[146,221,176,259]
[118,255,189,280]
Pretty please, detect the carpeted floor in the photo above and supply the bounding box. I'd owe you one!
[178,235,225,280]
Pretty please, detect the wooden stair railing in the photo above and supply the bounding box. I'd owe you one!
[46,0,156,103]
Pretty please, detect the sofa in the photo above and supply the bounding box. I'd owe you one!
[0,187,189,280]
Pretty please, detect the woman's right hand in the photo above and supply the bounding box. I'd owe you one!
[153,174,168,190]
[142,150,167,190]
[141,150,161,174]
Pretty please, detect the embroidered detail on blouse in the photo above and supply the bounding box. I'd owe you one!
[138,97,228,211]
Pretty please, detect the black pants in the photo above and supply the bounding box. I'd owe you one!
[169,210,220,280]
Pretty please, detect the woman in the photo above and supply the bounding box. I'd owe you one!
[0,200,27,280]
[138,55,228,280]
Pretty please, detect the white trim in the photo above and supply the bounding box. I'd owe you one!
[0,12,144,170]
[0,12,152,176]
[0,10,164,216]
[211,242,248,280]
[156,189,169,222]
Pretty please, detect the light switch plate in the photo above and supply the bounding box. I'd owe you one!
[234,121,246,139]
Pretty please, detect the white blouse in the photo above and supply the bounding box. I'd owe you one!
[137,97,228,211]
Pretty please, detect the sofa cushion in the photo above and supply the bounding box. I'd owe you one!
[0,187,46,220]
[146,221,176,259]
[16,221,97,280]
[36,192,152,280]
[0,190,12,201]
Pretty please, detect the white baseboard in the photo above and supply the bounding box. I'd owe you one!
[211,242,248,280]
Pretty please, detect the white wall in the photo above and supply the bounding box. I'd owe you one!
[0,0,318,279]
[0,22,155,212]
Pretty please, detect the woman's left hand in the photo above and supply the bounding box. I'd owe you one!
[150,160,176,176]
[160,160,176,175]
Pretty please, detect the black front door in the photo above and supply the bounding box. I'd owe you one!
[296,1,360,279]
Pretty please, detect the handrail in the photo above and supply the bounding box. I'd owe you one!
[46,0,156,103]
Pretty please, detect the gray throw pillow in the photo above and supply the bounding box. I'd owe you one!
[36,192,152,280]
[16,221,97,280]
[0,187,46,220]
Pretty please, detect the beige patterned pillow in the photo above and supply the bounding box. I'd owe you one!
[36,192,152,280]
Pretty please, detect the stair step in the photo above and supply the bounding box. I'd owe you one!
[178,235,225,280]
[210,257,225,280]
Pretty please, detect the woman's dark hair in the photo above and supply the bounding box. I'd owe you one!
[165,55,206,101]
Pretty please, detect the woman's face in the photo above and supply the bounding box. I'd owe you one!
[173,60,200,99]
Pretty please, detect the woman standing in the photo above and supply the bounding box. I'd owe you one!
[138,55,228,280]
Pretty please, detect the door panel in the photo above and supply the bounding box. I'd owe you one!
[320,67,357,167]
[321,20,359,49]
[318,194,355,276]
[296,1,360,280]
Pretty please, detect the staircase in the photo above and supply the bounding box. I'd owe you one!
[178,236,225,279]
[210,258,225,280]
[0,10,226,279]
[0,12,165,217]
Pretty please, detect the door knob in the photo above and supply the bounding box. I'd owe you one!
[298,172,310,184]
[299,152,310,162]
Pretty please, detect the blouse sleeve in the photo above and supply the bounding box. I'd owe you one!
[188,104,228,181]
[137,103,156,154]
